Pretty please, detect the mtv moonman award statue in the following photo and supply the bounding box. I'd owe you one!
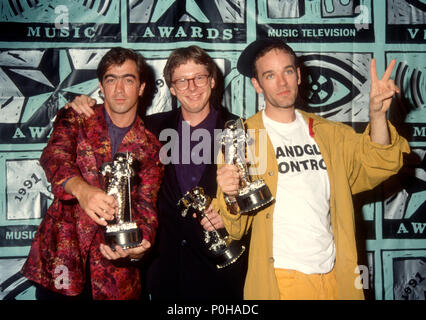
[178,186,245,269]
[100,152,142,250]
[220,118,274,214]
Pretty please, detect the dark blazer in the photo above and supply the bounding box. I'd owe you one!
[142,106,249,301]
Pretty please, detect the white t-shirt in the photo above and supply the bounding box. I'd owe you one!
[262,110,335,274]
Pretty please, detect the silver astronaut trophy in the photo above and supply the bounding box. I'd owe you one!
[220,118,274,214]
[177,187,245,269]
[100,152,142,250]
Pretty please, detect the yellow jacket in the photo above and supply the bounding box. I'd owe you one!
[216,110,410,300]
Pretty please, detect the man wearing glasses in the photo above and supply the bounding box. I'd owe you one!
[66,46,248,300]
[143,46,247,301]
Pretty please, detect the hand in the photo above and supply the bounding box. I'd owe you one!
[65,177,117,226]
[99,239,151,261]
[78,185,117,226]
[217,164,240,197]
[369,58,399,119]
[199,205,224,232]
[64,95,96,118]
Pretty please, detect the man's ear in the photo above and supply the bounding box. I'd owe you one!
[99,81,105,96]
[169,86,177,97]
[251,77,263,94]
[297,67,301,85]
[139,82,146,96]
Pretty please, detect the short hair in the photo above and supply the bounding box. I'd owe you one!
[163,45,218,88]
[253,43,298,79]
[97,47,148,84]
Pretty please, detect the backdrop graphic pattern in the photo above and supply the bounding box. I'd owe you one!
[0,0,424,300]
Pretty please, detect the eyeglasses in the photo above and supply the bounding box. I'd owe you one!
[171,74,210,91]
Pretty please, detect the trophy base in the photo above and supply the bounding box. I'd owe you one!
[237,179,274,214]
[105,222,142,250]
[216,241,246,269]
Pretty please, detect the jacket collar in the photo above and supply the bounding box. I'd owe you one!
[85,104,144,163]
[248,108,323,137]
[85,105,111,164]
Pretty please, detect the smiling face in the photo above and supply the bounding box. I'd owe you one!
[251,49,301,112]
[99,59,145,126]
[169,59,215,122]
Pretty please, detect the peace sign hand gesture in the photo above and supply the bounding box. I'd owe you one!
[369,58,399,118]
[368,58,399,145]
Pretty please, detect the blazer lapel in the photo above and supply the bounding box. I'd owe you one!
[197,107,232,196]
[120,116,147,155]
[84,105,112,176]
[157,108,183,198]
